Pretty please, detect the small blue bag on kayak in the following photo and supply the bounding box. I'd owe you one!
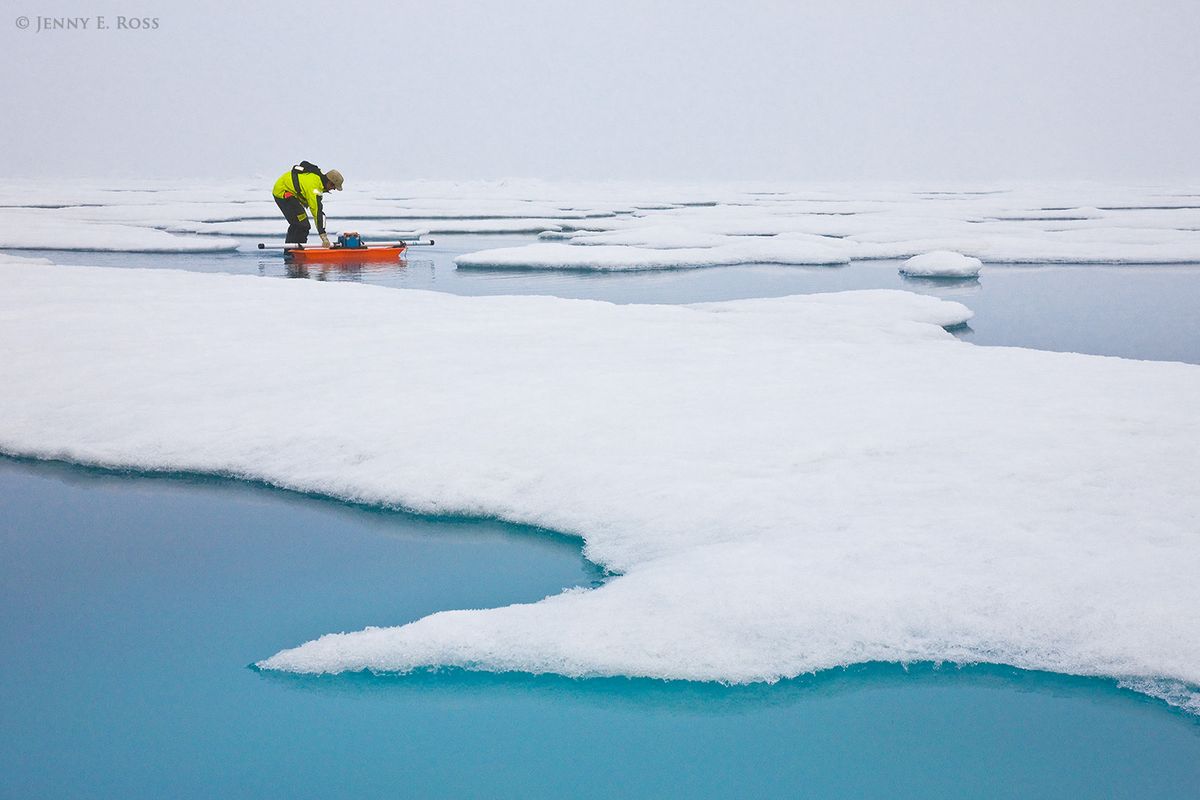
[337,232,364,249]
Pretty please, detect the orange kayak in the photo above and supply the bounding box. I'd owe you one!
[285,243,407,264]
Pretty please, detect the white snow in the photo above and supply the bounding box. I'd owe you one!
[900,251,983,278]
[565,225,741,249]
[5,178,1200,265]
[0,252,53,265]
[182,218,567,237]
[0,209,239,253]
[2,262,1198,714]
[380,219,564,235]
[455,234,850,270]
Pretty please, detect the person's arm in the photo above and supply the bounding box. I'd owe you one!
[314,193,330,246]
[304,181,331,246]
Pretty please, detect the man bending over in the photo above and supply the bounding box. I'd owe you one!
[271,161,344,245]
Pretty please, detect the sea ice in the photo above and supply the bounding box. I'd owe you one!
[900,251,983,278]
[6,178,1200,265]
[455,234,849,270]
[0,252,53,265]
[0,210,238,253]
[1,262,1197,715]
[565,225,748,249]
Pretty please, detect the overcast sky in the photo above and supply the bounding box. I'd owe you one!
[4,0,1198,183]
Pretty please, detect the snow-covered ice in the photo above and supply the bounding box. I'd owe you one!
[5,178,1200,264]
[181,218,566,237]
[455,235,850,270]
[0,252,53,265]
[1,261,1198,714]
[0,209,239,252]
[900,251,983,278]
[560,225,742,249]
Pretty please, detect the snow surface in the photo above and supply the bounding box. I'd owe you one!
[562,225,739,249]
[2,262,1198,714]
[0,209,238,253]
[455,235,849,270]
[179,218,565,237]
[0,252,52,265]
[900,251,983,278]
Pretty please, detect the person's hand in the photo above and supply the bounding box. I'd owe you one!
[320,233,331,248]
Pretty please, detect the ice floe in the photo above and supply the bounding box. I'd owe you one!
[900,251,983,278]
[0,252,53,265]
[180,218,564,238]
[562,225,736,249]
[0,209,239,253]
[455,234,850,270]
[1,262,1198,714]
[5,178,1200,264]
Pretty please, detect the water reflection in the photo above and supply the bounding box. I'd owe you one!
[284,258,409,282]
[899,274,983,298]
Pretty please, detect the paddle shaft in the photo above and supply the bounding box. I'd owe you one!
[257,239,435,250]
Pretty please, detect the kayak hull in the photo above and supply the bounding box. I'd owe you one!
[285,244,407,264]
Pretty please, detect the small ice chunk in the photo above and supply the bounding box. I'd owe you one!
[900,250,983,278]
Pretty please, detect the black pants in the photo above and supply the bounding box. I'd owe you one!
[274,195,310,244]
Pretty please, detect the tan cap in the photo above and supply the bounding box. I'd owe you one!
[324,169,344,190]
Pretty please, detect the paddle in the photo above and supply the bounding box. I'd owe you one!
[258,239,435,250]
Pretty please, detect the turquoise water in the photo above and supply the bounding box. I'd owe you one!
[25,234,1200,364]
[2,456,1199,798]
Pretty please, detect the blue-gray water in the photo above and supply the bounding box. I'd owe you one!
[3,456,1198,799]
[25,234,1200,364]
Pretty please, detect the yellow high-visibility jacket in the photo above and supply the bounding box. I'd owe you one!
[272,169,327,234]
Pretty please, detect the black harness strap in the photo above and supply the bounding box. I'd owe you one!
[290,161,325,196]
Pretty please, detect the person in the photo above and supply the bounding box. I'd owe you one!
[271,161,344,246]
